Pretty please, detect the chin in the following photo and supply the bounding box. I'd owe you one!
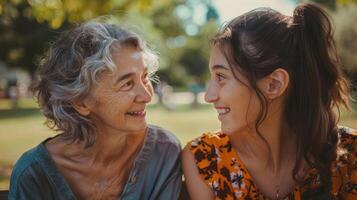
[127,122,148,132]
[221,126,233,134]
[220,123,240,135]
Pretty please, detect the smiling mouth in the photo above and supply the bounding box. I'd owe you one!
[216,107,230,115]
[126,110,146,117]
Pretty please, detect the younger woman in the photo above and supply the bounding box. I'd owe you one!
[182,3,356,200]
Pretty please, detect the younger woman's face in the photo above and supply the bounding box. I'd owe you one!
[205,45,261,134]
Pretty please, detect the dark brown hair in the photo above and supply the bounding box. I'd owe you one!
[212,3,350,199]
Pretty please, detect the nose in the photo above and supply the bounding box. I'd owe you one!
[135,82,153,103]
[204,80,219,103]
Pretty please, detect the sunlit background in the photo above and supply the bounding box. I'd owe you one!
[0,0,356,190]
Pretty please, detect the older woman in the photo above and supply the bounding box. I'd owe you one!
[9,21,181,200]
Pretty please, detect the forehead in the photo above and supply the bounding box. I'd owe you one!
[111,46,146,73]
[209,45,230,70]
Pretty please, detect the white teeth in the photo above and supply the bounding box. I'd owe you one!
[127,111,144,115]
[216,108,230,115]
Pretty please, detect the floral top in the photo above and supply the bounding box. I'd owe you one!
[188,127,357,200]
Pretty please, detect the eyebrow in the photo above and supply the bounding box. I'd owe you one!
[211,64,230,71]
[115,72,135,85]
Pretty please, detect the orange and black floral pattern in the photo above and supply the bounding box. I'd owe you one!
[188,127,357,200]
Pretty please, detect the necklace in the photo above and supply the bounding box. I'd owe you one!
[275,185,279,200]
[275,185,280,200]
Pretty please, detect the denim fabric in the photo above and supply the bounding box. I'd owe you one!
[9,125,182,200]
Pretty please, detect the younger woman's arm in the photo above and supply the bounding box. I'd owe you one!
[181,145,215,200]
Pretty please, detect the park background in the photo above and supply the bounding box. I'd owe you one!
[0,0,356,190]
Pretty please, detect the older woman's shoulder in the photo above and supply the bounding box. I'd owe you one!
[10,145,41,182]
[148,125,181,148]
[9,142,51,198]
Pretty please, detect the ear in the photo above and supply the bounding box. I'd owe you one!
[259,68,289,100]
[71,100,91,116]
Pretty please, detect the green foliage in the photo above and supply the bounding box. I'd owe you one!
[333,4,357,74]
[0,1,66,73]
[305,0,357,9]
[306,0,357,91]
[0,0,219,87]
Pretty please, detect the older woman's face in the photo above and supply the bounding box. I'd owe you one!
[87,46,153,135]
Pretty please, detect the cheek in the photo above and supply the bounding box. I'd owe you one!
[227,86,258,120]
[99,92,136,116]
[127,91,136,97]
[245,95,261,123]
[220,82,249,105]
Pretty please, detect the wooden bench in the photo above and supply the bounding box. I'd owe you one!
[0,190,8,200]
[0,184,189,200]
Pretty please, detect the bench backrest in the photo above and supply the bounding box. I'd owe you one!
[0,190,8,200]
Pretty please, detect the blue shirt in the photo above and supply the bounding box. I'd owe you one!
[9,125,182,200]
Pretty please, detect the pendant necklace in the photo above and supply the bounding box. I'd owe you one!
[275,184,280,200]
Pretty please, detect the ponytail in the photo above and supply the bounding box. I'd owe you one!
[288,3,350,199]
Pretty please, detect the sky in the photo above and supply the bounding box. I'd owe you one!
[212,0,296,24]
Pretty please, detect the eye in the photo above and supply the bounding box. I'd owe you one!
[216,73,225,82]
[120,80,134,91]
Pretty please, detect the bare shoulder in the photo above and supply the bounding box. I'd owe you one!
[181,145,196,168]
[181,144,215,200]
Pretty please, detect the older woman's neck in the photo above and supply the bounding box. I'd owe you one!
[85,128,146,165]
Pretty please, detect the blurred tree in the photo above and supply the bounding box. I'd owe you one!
[0,0,219,88]
[0,0,184,73]
[333,4,357,92]
[313,0,337,9]
[162,0,218,87]
[0,0,67,73]
[306,0,357,93]
[178,20,217,85]
[301,0,357,9]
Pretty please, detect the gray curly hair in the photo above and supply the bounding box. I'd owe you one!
[32,21,158,147]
